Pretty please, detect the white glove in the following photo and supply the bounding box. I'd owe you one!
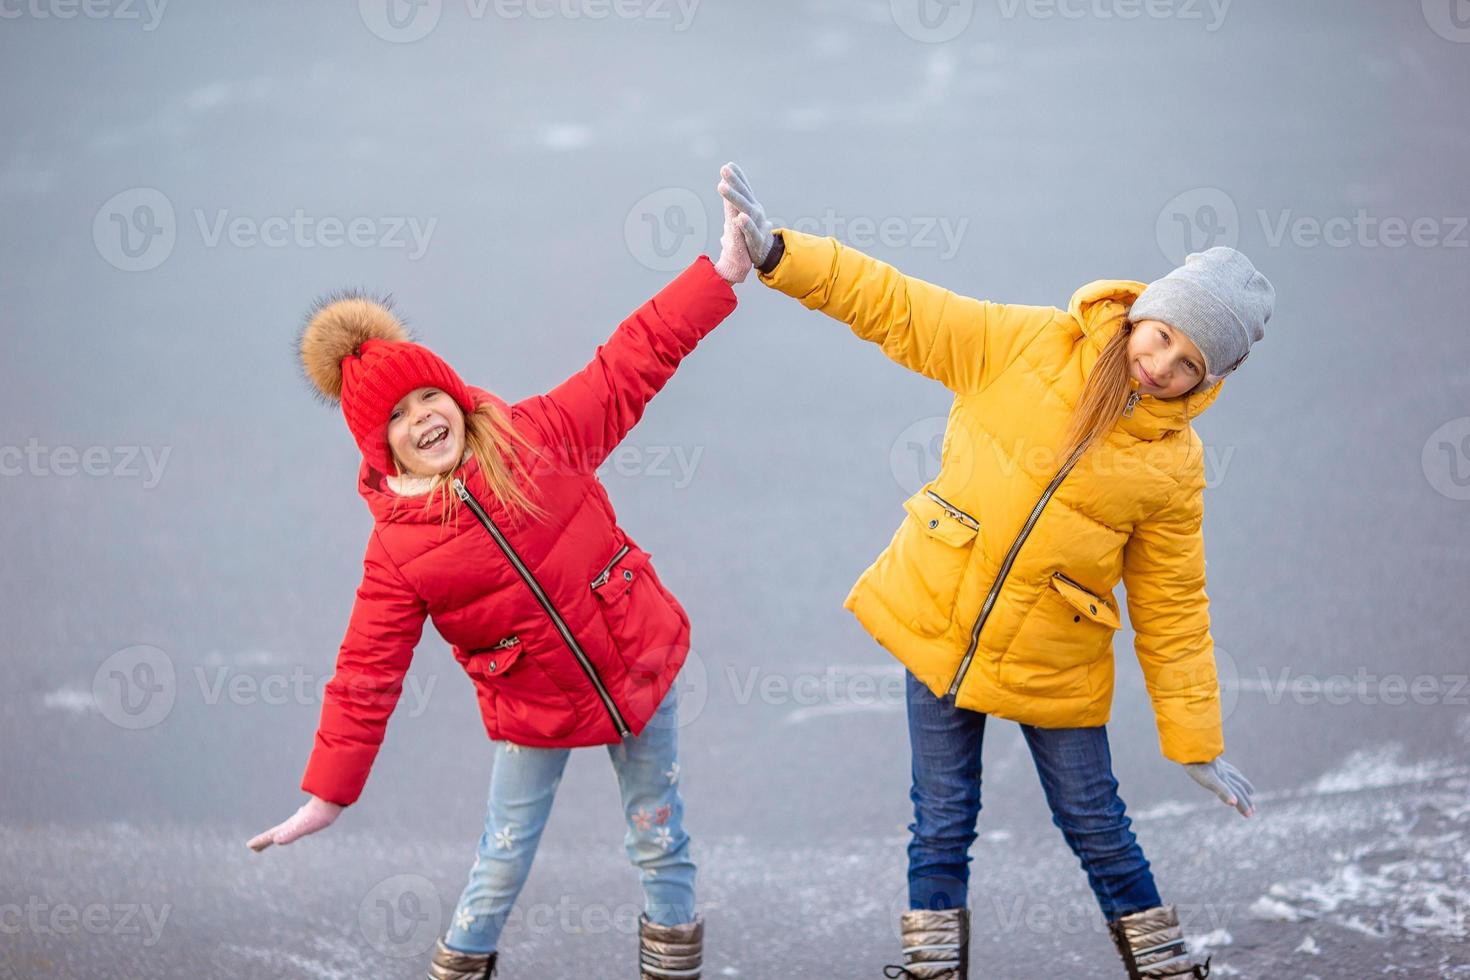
[1183,755,1256,817]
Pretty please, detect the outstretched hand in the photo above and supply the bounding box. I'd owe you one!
[713,187,752,284]
[1183,755,1256,818]
[718,162,775,267]
[247,795,343,852]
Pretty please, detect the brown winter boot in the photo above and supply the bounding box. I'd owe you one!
[638,912,704,979]
[426,937,497,979]
[883,907,969,979]
[1107,904,1211,978]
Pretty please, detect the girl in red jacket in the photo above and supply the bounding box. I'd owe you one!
[247,192,752,980]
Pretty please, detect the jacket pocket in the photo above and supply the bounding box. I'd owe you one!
[466,634,527,679]
[882,488,981,637]
[590,542,648,606]
[465,636,579,741]
[1002,572,1120,699]
[591,542,655,662]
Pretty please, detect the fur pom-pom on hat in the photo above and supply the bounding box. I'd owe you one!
[296,287,476,474]
[298,288,409,405]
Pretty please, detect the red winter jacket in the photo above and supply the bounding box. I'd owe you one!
[300,257,737,806]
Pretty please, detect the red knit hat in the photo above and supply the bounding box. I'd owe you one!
[298,289,477,475]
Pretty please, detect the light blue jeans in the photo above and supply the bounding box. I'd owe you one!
[443,683,695,954]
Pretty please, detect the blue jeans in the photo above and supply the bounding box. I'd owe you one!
[905,670,1161,923]
[443,684,695,954]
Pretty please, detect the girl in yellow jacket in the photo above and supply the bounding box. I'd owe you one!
[720,163,1271,980]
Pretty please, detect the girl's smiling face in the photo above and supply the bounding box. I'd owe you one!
[387,386,465,477]
[1126,319,1208,398]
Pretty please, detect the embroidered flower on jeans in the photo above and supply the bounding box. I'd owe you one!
[653,826,674,850]
[454,906,477,932]
[664,761,680,784]
[494,825,516,850]
[503,741,522,754]
[654,803,672,826]
[632,807,654,831]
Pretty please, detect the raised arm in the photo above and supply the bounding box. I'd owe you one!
[719,162,1056,395]
[299,528,428,807]
[517,254,738,473]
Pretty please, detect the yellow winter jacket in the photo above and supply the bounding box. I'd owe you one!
[760,229,1226,765]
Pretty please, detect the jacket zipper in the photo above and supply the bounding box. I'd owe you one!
[451,478,632,737]
[946,438,1092,697]
[591,543,632,590]
[1122,390,1142,417]
[924,489,980,532]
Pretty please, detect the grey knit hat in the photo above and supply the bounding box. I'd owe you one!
[1127,246,1275,395]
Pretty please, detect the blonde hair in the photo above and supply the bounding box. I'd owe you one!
[388,399,547,529]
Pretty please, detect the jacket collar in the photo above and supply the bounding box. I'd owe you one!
[356,384,508,524]
[1068,278,1224,442]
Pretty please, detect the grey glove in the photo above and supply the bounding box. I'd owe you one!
[717,162,775,265]
[1183,755,1256,817]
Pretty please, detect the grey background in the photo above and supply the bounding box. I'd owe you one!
[2,1,1468,976]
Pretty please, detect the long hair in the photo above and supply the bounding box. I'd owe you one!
[388,398,548,529]
[1056,319,1137,466]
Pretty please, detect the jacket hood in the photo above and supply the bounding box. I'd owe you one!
[356,384,509,524]
[1068,278,1224,438]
